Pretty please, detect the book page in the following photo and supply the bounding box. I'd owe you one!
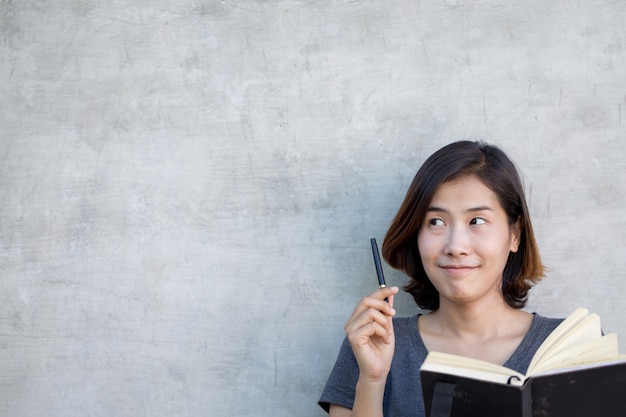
[532,354,626,378]
[528,308,597,373]
[531,333,620,375]
[420,308,620,387]
[421,352,526,385]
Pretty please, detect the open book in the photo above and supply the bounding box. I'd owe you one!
[421,307,626,385]
[420,308,626,417]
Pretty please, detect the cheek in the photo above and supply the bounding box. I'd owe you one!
[416,232,429,255]
[417,233,439,262]
[481,234,516,261]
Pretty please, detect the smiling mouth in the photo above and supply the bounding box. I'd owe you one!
[440,265,478,274]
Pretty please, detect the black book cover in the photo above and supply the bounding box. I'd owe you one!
[421,371,530,417]
[421,361,626,417]
[530,361,626,417]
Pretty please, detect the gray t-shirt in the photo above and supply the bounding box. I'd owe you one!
[318,313,563,417]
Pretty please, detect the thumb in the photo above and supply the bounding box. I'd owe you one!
[387,286,398,309]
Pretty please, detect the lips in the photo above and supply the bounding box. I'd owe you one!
[440,264,478,275]
[440,264,478,269]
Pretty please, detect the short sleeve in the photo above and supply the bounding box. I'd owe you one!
[318,337,359,412]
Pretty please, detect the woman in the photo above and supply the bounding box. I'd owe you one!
[318,141,563,417]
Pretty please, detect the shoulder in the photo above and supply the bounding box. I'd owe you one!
[504,312,564,373]
[392,314,421,342]
[392,314,427,356]
[392,314,420,329]
[531,313,565,336]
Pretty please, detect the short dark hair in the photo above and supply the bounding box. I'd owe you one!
[381,141,544,310]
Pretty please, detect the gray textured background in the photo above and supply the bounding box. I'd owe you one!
[1,1,625,416]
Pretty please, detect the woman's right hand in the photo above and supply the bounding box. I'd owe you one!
[344,286,399,382]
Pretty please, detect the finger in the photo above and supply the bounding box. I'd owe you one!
[345,306,394,341]
[344,286,399,334]
[346,298,395,331]
[384,297,395,336]
[361,321,394,344]
[360,286,399,314]
[377,285,399,300]
[346,316,394,345]
[346,305,391,331]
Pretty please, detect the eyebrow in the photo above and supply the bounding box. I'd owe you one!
[426,205,495,213]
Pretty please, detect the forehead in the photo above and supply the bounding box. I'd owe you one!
[429,175,501,209]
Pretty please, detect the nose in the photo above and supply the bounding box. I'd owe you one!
[444,225,470,257]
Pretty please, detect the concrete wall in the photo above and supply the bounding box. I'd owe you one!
[1,1,625,416]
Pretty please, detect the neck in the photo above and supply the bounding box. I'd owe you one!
[430,299,518,338]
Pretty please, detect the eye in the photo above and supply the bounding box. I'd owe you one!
[470,217,486,225]
[428,218,445,227]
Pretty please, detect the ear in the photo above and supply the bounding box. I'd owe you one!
[510,216,522,253]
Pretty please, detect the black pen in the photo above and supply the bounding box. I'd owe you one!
[370,238,388,301]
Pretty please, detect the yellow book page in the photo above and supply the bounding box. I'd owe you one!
[532,355,626,378]
[528,308,593,373]
[529,313,603,373]
[421,352,525,384]
[530,333,620,375]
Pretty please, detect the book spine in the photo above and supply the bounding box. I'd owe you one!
[521,381,532,417]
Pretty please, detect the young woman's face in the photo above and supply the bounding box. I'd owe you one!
[417,175,520,307]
